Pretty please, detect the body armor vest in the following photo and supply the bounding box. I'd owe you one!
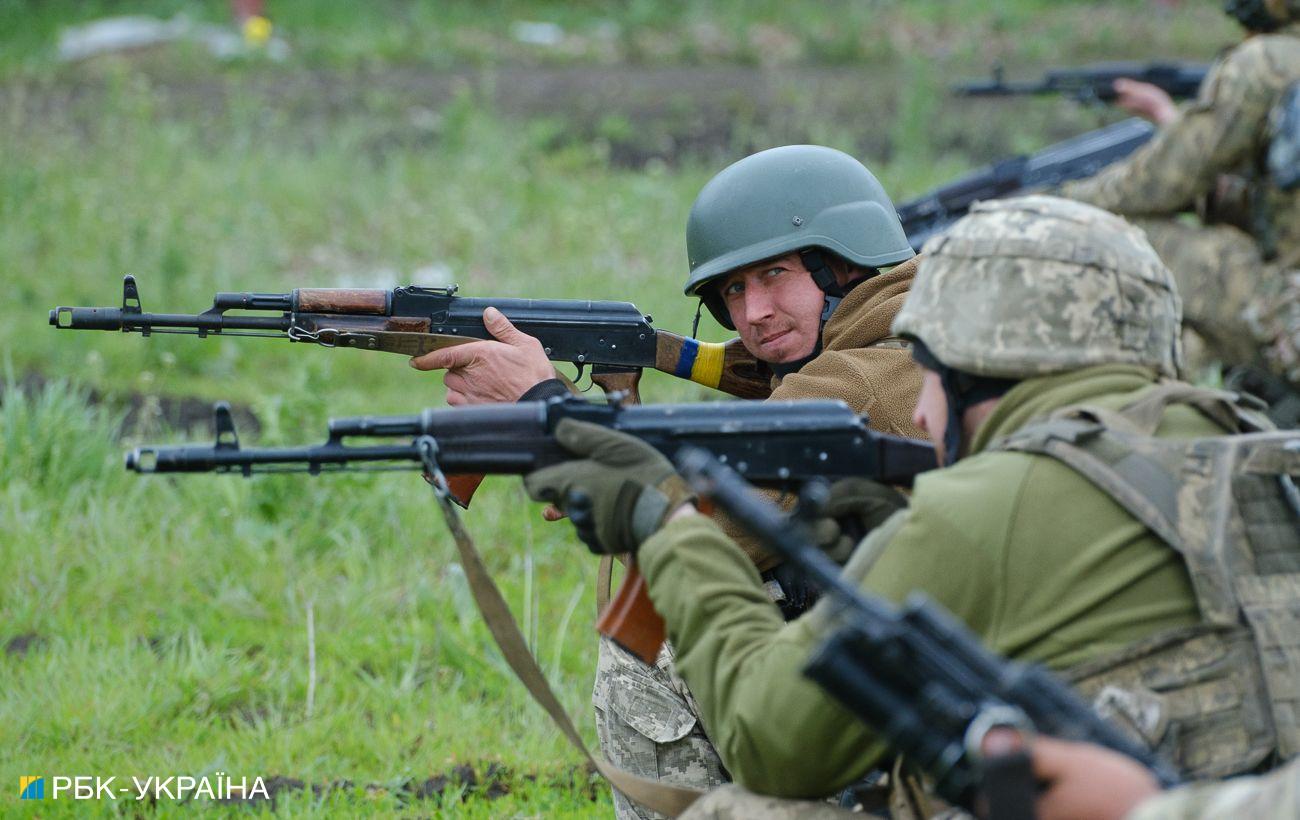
[990,383,1300,778]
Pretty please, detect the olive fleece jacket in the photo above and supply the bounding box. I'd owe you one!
[720,257,925,571]
[638,365,1213,798]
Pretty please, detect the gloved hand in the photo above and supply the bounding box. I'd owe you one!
[523,419,696,555]
[761,478,908,620]
[808,477,908,563]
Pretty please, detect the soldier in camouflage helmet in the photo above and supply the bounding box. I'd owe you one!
[1058,0,1300,411]
[410,145,928,819]
[523,196,1295,818]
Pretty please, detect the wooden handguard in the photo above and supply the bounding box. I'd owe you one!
[595,562,666,664]
[295,288,389,314]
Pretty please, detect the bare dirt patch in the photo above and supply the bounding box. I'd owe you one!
[4,372,260,439]
[4,64,1120,170]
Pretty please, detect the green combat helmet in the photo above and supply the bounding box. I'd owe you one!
[1225,0,1300,31]
[892,195,1183,462]
[684,144,914,330]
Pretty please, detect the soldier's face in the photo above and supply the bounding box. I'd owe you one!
[718,253,826,363]
[913,369,950,464]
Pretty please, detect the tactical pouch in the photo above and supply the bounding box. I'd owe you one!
[1236,566,1300,760]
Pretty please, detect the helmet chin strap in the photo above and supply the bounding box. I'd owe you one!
[910,340,1018,467]
[936,366,967,468]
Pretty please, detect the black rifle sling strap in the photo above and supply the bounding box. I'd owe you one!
[420,441,703,817]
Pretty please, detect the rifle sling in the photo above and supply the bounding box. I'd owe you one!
[596,554,614,617]
[427,480,704,817]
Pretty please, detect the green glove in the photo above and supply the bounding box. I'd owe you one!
[523,419,696,555]
[809,478,908,563]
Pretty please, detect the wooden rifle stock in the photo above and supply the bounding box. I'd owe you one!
[653,332,771,400]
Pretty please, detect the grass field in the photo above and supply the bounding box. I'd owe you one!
[0,2,1239,816]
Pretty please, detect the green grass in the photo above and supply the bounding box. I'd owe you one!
[0,2,1242,816]
[1,378,609,816]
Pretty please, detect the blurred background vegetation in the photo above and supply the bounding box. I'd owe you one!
[0,1,1237,816]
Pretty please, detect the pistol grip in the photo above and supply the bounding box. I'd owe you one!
[595,561,665,664]
[591,370,643,405]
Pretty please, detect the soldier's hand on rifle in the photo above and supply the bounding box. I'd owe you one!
[809,478,909,563]
[409,307,555,405]
[1113,79,1179,126]
[1013,735,1160,820]
[523,419,697,554]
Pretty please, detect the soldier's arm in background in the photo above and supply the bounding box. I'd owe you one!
[1059,40,1281,214]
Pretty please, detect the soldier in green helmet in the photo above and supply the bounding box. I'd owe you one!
[411,145,928,818]
[522,196,1300,818]
[1058,0,1300,414]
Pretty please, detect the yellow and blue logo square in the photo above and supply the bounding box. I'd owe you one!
[19,776,44,800]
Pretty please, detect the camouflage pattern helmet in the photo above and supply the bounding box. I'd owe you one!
[685,145,915,328]
[892,195,1183,379]
[1224,0,1299,30]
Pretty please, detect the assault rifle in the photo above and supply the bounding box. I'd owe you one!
[677,449,1182,813]
[127,396,937,663]
[955,61,1209,104]
[897,117,1155,250]
[50,276,772,403]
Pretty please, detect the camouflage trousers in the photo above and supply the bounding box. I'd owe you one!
[685,764,1300,820]
[677,786,857,820]
[594,636,729,820]
[679,782,973,820]
[1132,218,1299,386]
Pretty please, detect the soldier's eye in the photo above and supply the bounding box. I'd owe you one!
[723,281,745,297]
[763,267,784,279]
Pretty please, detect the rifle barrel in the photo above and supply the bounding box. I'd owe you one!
[51,307,292,333]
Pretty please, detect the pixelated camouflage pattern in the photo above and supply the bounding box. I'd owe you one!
[676,785,859,820]
[1126,218,1264,369]
[993,384,1300,777]
[1059,25,1300,270]
[593,637,728,820]
[1245,267,1300,385]
[1128,755,1300,820]
[892,196,1183,380]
